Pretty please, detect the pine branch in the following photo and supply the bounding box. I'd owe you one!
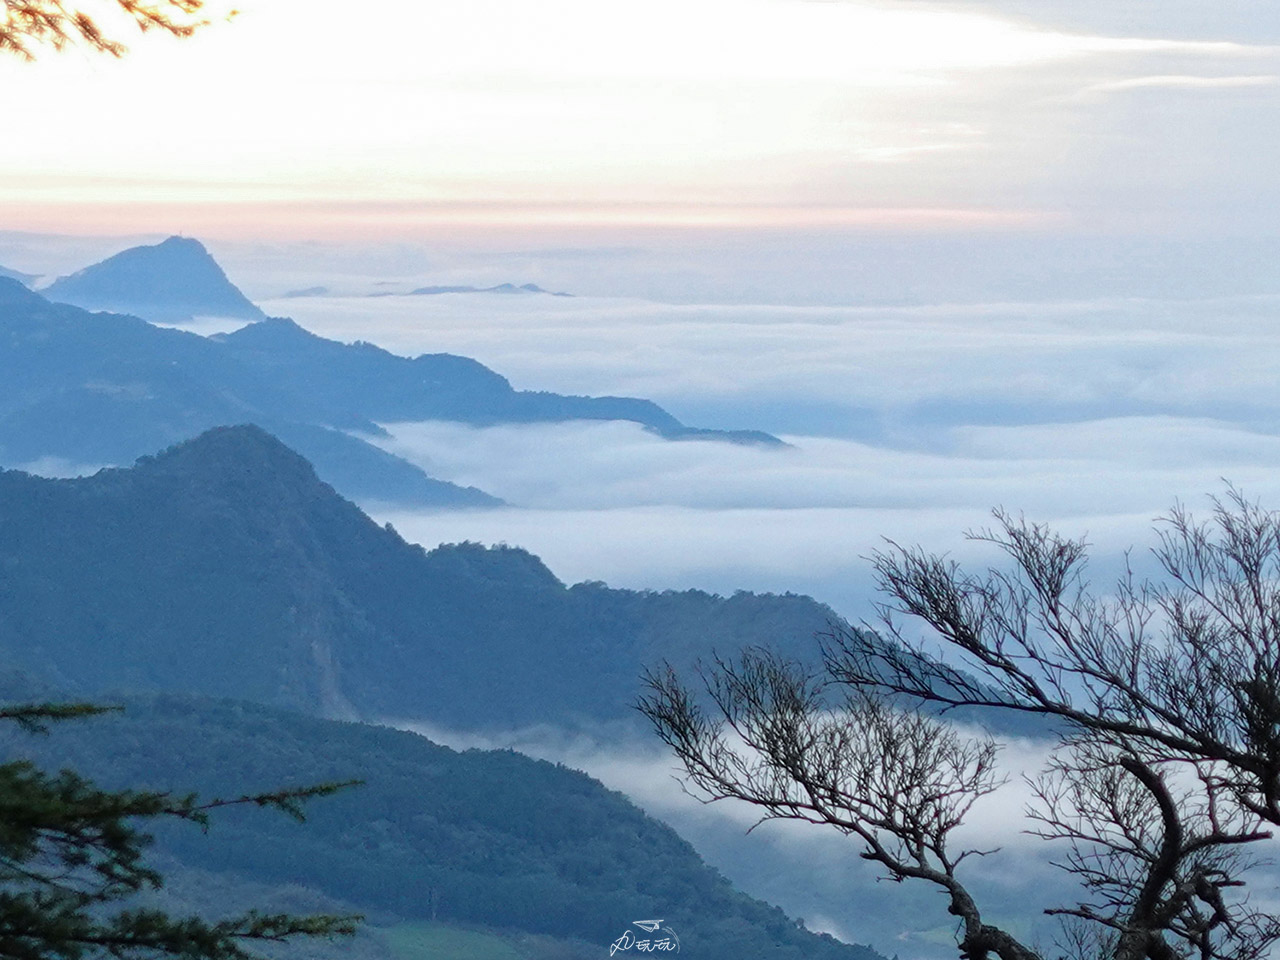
[0,703,121,734]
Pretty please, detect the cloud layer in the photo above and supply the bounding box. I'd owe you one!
[266,289,1280,439]
[367,415,1280,622]
[4,1,1280,239]
[224,284,1280,625]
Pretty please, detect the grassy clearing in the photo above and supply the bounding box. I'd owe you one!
[383,922,526,960]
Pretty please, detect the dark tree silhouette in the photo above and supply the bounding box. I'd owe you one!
[833,488,1280,828]
[641,489,1280,960]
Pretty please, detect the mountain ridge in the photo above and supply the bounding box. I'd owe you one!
[408,282,573,297]
[0,424,837,727]
[0,278,496,507]
[0,275,781,507]
[0,263,36,285]
[44,236,266,322]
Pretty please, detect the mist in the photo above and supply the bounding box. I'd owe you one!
[9,0,1280,956]
[392,716,1213,960]
[254,285,1280,443]
[14,227,1280,958]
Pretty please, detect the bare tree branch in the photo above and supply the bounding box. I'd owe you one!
[640,649,1038,960]
[828,489,1280,828]
[2,0,218,59]
[642,488,1280,960]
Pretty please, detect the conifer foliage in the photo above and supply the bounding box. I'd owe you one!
[0,701,359,959]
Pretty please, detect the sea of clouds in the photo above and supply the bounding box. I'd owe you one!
[254,282,1280,954]
[256,288,1280,624]
[258,290,1280,436]
[13,231,1277,957]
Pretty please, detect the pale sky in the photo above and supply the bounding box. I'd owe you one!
[2,0,1279,239]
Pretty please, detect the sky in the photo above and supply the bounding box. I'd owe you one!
[3,0,1280,242]
[7,4,1280,954]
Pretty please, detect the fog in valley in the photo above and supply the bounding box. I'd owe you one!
[231,261,1280,624]
[8,226,1280,953]
[5,1,1280,955]
[183,238,1280,954]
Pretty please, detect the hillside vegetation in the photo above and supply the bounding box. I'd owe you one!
[0,425,841,727]
[0,688,881,960]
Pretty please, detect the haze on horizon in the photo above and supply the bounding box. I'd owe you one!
[1,0,1278,245]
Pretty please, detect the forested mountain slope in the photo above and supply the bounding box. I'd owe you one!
[0,425,839,727]
[0,687,881,960]
[0,278,495,506]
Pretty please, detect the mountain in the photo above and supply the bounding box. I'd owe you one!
[43,236,266,322]
[213,315,779,443]
[0,263,35,285]
[266,420,501,506]
[0,688,880,960]
[0,278,782,500]
[409,282,572,297]
[0,425,837,727]
[0,278,497,507]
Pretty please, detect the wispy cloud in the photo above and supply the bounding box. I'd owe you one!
[4,0,1279,234]
[1068,73,1280,100]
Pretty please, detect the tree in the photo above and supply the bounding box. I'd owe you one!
[836,488,1280,829]
[1,0,215,59]
[639,489,1280,960]
[0,700,360,959]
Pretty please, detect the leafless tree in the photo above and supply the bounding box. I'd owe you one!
[1029,736,1277,960]
[640,650,1040,960]
[2,0,217,59]
[830,488,1280,829]
[640,489,1280,960]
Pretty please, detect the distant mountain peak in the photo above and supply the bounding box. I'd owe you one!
[409,282,573,297]
[214,315,319,347]
[158,234,203,249]
[44,236,265,323]
[136,424,319,484]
